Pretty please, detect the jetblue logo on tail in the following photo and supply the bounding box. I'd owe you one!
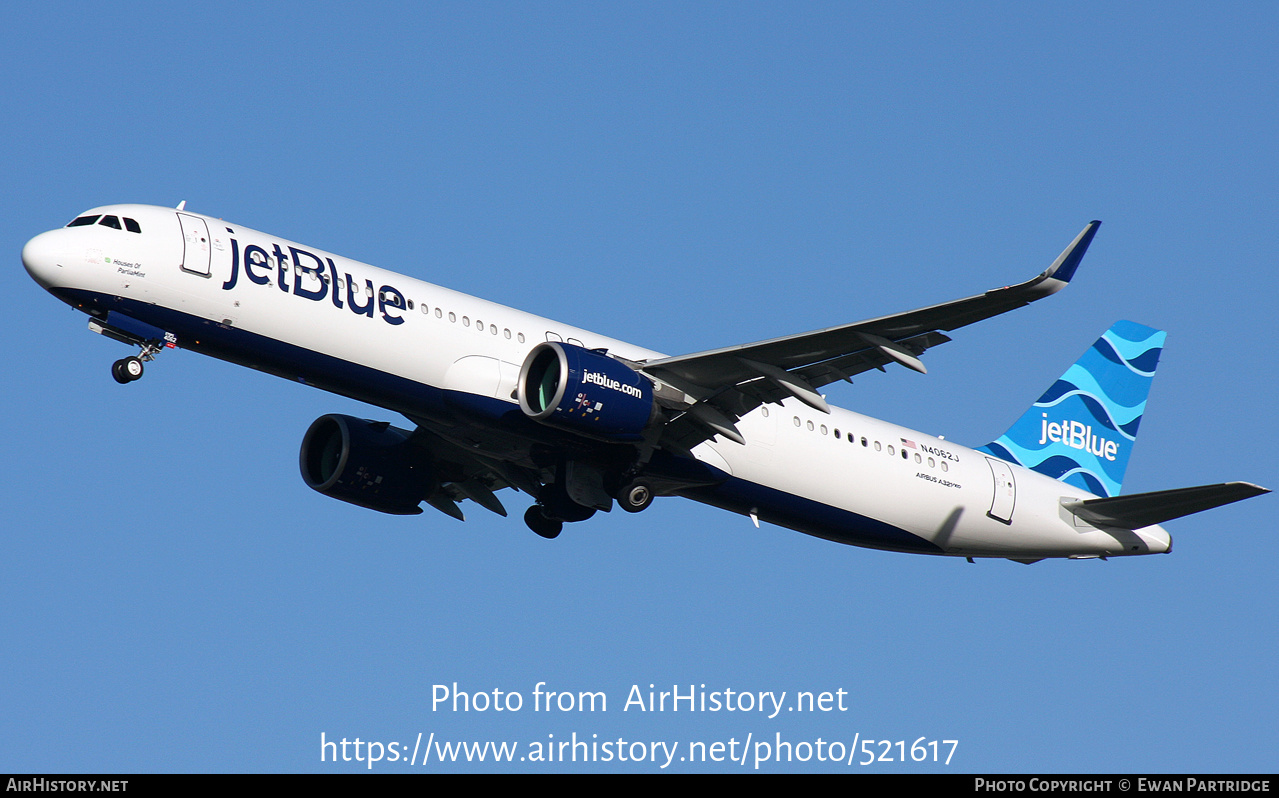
[980,321,1165,497]
[1039,414,1118,461]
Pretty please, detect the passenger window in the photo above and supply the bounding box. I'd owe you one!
[66,215,100,227]
[504,328,511,339]
[517,333,525,343]
[490,324,498,335]
[98,215,122,229]
[124,218,141,233]
[888,445,895,456]
[449,312,456,323]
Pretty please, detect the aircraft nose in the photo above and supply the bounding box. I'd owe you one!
[22,229,66,289]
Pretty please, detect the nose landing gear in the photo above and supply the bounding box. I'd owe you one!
[88,315,171,385]
[111,356,145,384]
[109,340,165,384]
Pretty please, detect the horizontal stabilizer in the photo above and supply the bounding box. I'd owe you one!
[1062,482,1269,529]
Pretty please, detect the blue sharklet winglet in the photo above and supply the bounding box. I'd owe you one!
[1043,220,1101,284]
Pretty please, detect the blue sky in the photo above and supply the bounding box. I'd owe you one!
[3,2,1276,773]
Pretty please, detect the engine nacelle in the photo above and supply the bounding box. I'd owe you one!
[299,414,431,515]
[517,342,657,442]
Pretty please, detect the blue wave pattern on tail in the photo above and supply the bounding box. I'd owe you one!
[978,321,1165,497]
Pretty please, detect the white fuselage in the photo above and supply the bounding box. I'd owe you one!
[22,204,1172,560]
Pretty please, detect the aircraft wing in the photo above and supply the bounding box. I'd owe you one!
[639,221,1100,451]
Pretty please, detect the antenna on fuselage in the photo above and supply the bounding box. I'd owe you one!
[176,200,186,210]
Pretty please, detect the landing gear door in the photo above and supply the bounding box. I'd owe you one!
[178,213,211,277]
[985,457,1016,524]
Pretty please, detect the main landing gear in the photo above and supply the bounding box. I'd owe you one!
[616,479,654,513]
[523,476,601,540]
[522,476,656,539]
[524,505,564,539]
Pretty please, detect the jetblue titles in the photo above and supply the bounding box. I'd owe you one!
[222,237,406,325]
[1039,413,1119,460]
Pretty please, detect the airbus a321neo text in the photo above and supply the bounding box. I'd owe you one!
[23,204,1268,563]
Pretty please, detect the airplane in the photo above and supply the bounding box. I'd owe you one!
[22,204,1268,563]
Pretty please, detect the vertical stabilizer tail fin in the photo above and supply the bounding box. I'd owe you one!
[978,321,1166,497]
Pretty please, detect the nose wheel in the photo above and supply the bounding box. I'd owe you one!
[110,340,165,384]
[111,356,145,384]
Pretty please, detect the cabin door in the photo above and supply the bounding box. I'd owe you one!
[985,457,1016,524]
[177,213,211,276]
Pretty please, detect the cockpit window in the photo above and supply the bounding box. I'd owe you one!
[65,213,142,232]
